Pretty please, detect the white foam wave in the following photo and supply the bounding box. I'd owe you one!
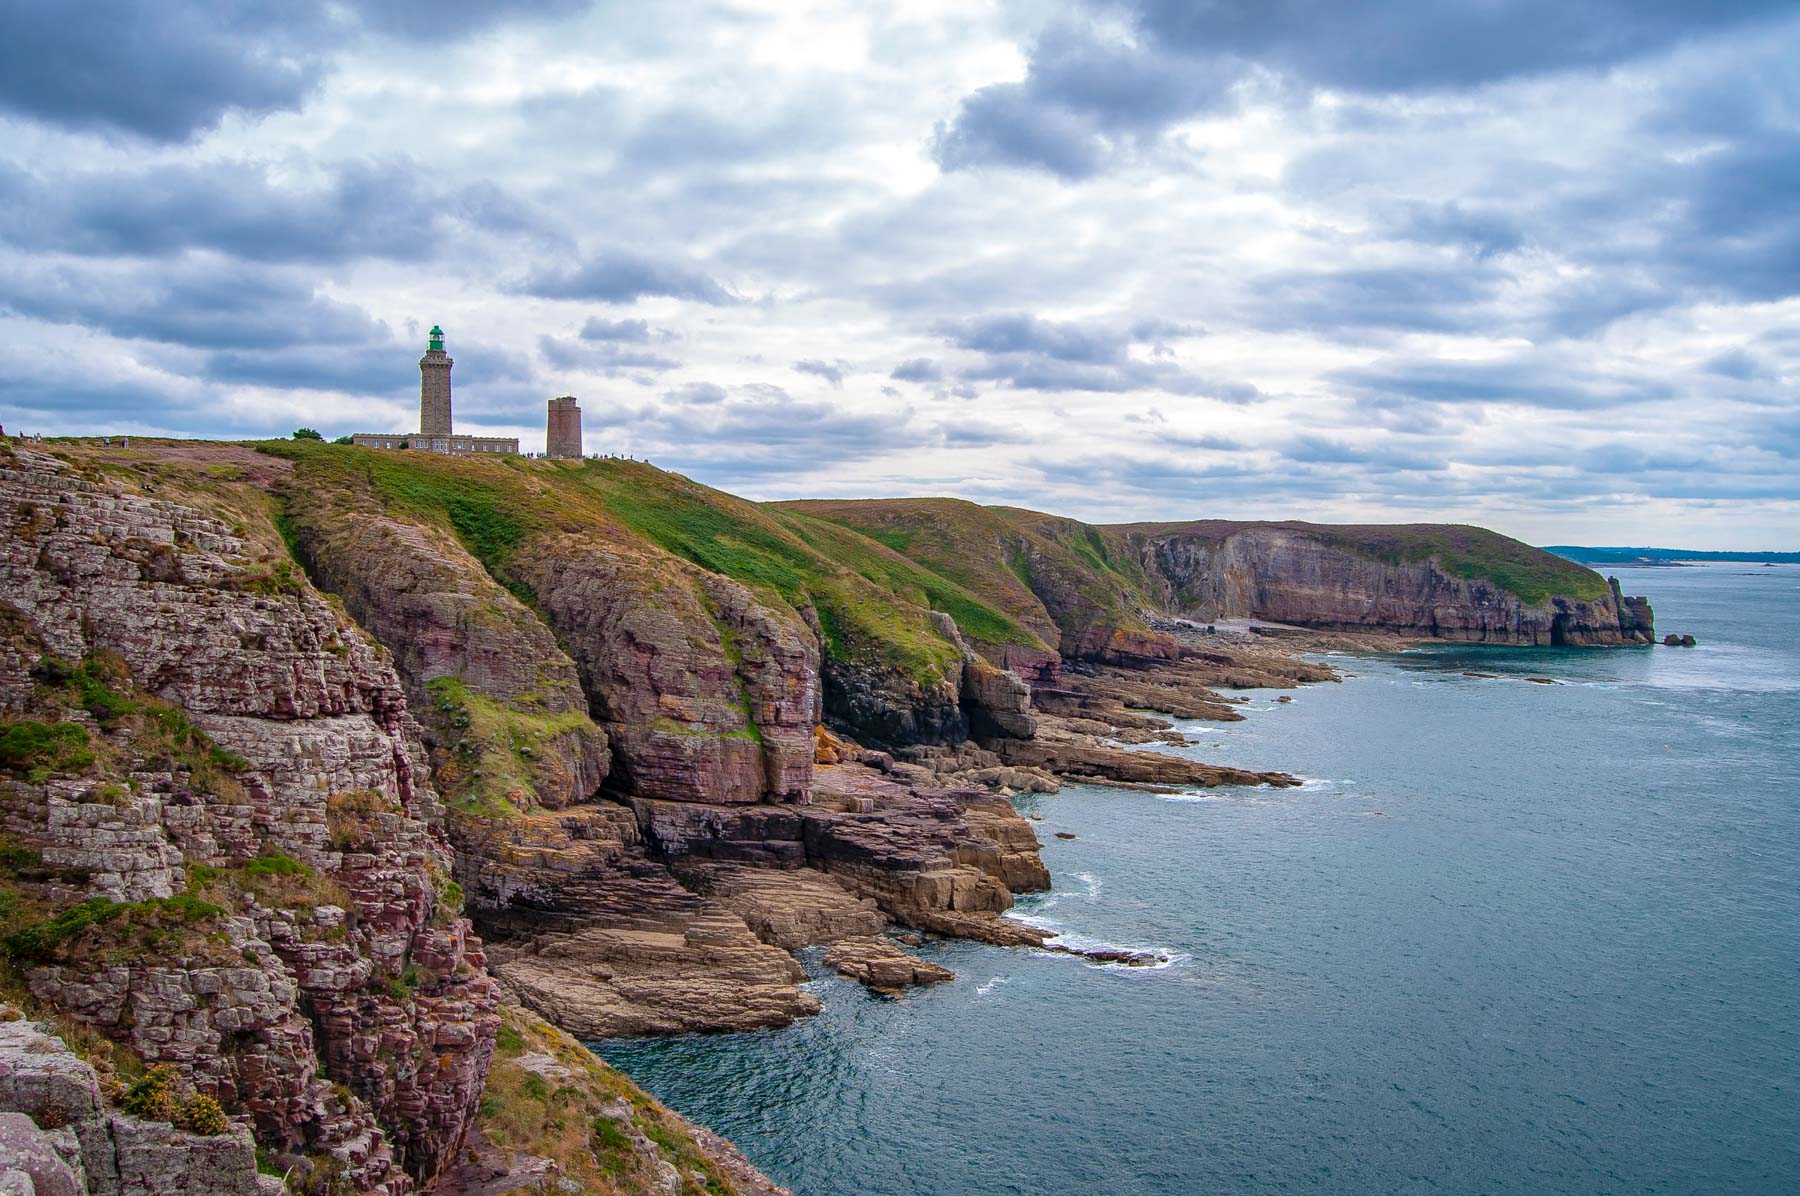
[1157,792,1226,804]
[1005,913,1184,971]
[976,976,1010,996]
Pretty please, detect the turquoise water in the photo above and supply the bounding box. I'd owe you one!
[600,565,1800,1194]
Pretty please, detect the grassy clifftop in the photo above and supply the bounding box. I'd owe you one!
[775,498,1161,655]
[1114,519,1612,605]
[784,500,1618,638]
[258,441,1045,690]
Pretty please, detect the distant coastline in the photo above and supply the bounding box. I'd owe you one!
[1547,545,1800,567]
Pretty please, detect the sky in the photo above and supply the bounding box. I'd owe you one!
[1,1,1796,548]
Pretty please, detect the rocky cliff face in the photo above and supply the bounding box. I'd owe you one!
[0,435,1657,1193]
[514,541,816,805]
[278,493,611,814]
[1127,523,1653,645]
[786,500,1655,656]
[0,446,495,1192]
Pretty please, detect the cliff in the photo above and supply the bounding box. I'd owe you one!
[0,435,1655,1193]
[1117,520,1653,645]
[0,442,799,1194]
[781,502,1655,649]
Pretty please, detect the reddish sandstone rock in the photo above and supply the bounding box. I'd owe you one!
[512,534,818,804]
[1128,522,1651,645]
[0,447,499,1192]
[278,499,610,811]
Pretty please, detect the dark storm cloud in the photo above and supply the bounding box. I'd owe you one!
[514,248,740,305]
[0,159,544,264]
[0,0,592,142]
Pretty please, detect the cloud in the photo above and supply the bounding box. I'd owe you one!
[537,334,681,375]
[931,312,1259,400]
[934,2,1795,178]
[0,2,330,141]
[1385,202,1527,259]
[794,358,849,387]
[666,382,729,406]
[579,317,656,342]
[1,257,388,350]
[1125,0,1792,93]
[1329,351,1678,412]
[890,358,944,383]
[0,0,591,142]
[513,248,739,305]
[1702,348,1777,381]
[1244,264,1505,338]
[932,22,1235,177]
[0,158,543,264]
[3,0,1798,543]
[935,312,1123,363]
[1282,433,1446,472]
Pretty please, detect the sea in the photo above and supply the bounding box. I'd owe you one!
[599,564,1800,1195]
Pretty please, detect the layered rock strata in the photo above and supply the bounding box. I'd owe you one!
[0,1009,278,1196]
[822,937,955,992]
[0,447,497,1191]
[445,805,819,1039]
[1129,522,1654,645]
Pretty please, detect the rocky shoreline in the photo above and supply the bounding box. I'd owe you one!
[0,438,1653,1194]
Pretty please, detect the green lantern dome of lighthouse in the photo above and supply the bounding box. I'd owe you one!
[428,325,444,351]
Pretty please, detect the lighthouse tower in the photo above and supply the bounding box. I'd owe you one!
[420,326,453,436]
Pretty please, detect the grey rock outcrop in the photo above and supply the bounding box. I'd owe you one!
[0,1011,278,1196]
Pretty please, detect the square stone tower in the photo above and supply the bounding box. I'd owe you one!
[546,396,582,458]
[419,325,453,436]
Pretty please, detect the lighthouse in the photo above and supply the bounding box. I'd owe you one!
[349,325,520,455]
[419,325,453,436]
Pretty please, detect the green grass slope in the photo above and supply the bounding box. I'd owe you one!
[257,442,1043,689]
[774,498,1160,655]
